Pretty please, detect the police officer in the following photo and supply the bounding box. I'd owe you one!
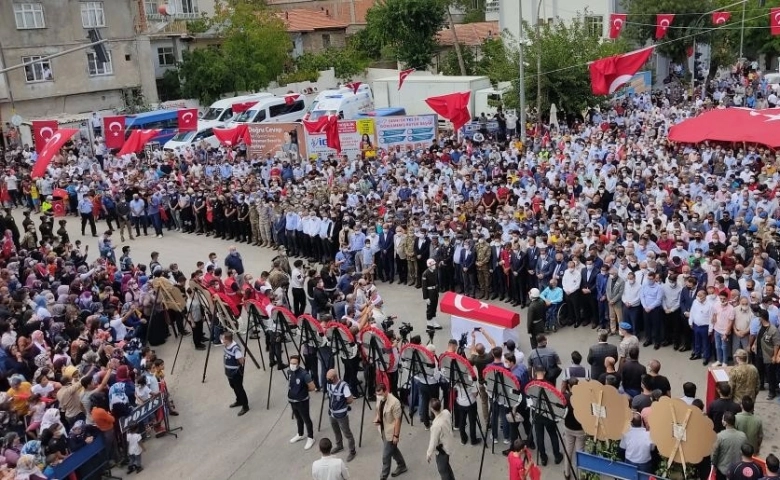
[326,369,357,462]
[222,331,249,416]
[436,235,455,292]
[423,259,442,329]
[288,355,316,450]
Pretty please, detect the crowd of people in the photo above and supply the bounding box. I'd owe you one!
[1,62,780,479]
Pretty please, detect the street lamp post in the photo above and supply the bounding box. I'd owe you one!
[518,0,527,140]
[535,0,543,135]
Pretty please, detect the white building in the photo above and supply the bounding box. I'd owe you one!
[487,0,620,41]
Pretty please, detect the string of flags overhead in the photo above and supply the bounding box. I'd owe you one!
[608,9,780,40]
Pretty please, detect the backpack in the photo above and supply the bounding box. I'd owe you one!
[108,382,131,418]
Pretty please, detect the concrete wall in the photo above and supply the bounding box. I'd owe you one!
[0,0,158,119]
[301,30,347,52]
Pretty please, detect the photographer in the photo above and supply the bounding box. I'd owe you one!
[469,328,496,422]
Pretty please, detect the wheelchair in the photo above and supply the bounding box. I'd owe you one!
[545,302,567,332]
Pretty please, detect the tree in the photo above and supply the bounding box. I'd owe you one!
[294,45,371,80]
[440,44,476,75]
[716,0,780,63]
[524,18,629,113]
[475,36,520,85]
[214,0,290,92]
[157,69,182,101]
[363,0,448,68]
[623,0,717,62]
[178,48,232,105]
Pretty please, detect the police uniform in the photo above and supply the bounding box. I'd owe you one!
[422,265,439,321]
[237,201,250,243]
[224,340,249,413]
[475,239,491,299]
[327,379,356,458]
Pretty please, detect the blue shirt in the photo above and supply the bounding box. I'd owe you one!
[78,198,93,214]
[540,286,563,304]
[640,282,663,310]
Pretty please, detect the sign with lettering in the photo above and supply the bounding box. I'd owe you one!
[305,118,376,159]
[374,115,437,151]
[120,395,164,432]
[247,123,307,159]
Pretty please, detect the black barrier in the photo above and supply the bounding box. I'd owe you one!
[120,395,164,431]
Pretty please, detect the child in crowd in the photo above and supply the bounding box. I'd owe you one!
[126,423,145,474]
[25,394,45,439]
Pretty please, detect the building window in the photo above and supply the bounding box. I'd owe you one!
[144,0,158,15]
[585,15,604,37]
[14,3,45,29]
[22,55,53,82]
[158,47,176,66]
[80,2,106,28]
[87,51,113,76]
[322,34,331,48]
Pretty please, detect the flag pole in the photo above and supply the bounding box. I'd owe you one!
[518,0,527,141]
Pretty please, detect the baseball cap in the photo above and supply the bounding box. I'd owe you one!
[619,322,633,332]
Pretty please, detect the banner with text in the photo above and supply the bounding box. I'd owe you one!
[305,118,376,159]
[375,115,438,152]
[247,123,307,159]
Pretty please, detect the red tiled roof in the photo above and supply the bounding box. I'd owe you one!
[278,9,349,31]
[437,21,499,47]
[268,0,377,25]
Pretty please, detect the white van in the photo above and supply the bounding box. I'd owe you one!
[230,95,308,124]
[163,125,220,152]
[200,93,274,126]
[305,84,373,121]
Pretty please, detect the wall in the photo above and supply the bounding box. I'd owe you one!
[301,30,347,52]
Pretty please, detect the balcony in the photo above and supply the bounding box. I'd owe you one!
[146,12,201,21]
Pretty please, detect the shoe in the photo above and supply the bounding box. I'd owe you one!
[654,344,661,350]
[304,437,316,450]
[591,323,598,329]
[662,341,671,347]
[390,466,408,477]
[471,438,482,445]
[127,466,136,474]
[195,345,206,351]
[702,359,710,366]
[229,401,241,408]
[679,346,691,352]
[712,361,722,367]
[290,434,305,443]
[554,454,564,465]
[169,410,179,416]
[493,438,498,444]
[346,451,356,462]
[135,466,144,473]
[501,448,510,456]
[426,321,442,330]
[768,394,777,400]
[503,439,510,445]
[643,340,652,347]
[689,354,698,360]
[527,440,536,450]
[331,445,344,454]
[540,456,548,466]
[461,437,467,445]
[237,407,249,416]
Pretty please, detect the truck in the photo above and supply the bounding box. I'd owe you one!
[372,74,509,120]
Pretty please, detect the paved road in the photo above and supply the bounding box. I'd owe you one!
[42,217,780,479]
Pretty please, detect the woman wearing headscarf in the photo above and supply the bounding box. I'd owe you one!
[19,441,44,470]
[13,453,45,480]
[1,432,21,467]
[67,420,95,452]
[38,408,67,438]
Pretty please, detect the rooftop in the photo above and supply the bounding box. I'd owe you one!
[277,8,349,32]
[437,21,499,47]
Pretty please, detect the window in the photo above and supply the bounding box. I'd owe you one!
[269,100,305,117]
[144,0,158,15]
[14,3,45,29]
[22,55,52,82]
[322,34,331,48]
[87,51,113,76]
[157,47,176,66]
[81,2,105,28]
[585,15,604,37]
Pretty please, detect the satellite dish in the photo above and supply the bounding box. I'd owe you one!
[10,114,22,127]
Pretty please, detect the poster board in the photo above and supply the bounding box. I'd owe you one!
[375,115,438,151]
[247,123,307,159]
[305,118,376,159]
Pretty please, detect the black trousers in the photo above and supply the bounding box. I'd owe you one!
[290,399,314,438]
[455,402,479,442]
[396,256,408,284]
[582,292,598,325]
[426,292,438,320]
[227,371,248,408]
[193,319,205,347]
[564,291,582,325]
[766,362,778,396]
[292,287,306,317]
[80,212,96,235]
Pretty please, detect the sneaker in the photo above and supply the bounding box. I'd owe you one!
[426,321,442,330]
[290,434,304,444]
[493,438,498,444]
[712,361,722,367]
[346,451,356,462]
[390,466,408,477]
[331,445,344,454]
[503,439,510,445]
[304,437,316,450]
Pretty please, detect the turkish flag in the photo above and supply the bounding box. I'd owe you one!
[102,116,125,149]
[31,128,78,178]
[439,292,520,329]
[177,108,198,131]
[772,8,780,36]
[117,129,160,157]
[345,82,362,94]
[284,94,301,106]
[712,11,731,25]
[398,68,415,90]
[32,120,58,154]
[232,101,256,113]
[609,13,627,39]
[213,124,250,146]
[589,46,654,95]
[425,92,471,132]
[655,13,674,39]
[303,115,340,153]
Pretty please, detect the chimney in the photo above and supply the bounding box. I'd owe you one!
[285,11,288,20]
[325,8,329,16]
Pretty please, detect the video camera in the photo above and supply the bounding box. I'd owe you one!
[380,315,398,333]
[457,332,468,356]
[398,322,413,339]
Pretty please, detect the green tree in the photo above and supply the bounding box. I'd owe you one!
[364,0,448,68]
[440,44,476,75]
[716,0,780,63]
[623,0,717,62]
[475,36,520,85]
[178,48,232,105]
[214,0,290,92]
[524,18,629,113]
[294,45,371,80]
[157,69,183,101]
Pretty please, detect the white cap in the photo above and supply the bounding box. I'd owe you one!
[529,288,541,299]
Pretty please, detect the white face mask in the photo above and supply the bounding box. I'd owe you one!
[289,364,299,372]
[376,394,385,402]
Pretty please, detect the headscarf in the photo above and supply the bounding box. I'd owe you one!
[19,440,44,467]
[39,408,66,437]
[14,454,44,480]
[3,432,19,450]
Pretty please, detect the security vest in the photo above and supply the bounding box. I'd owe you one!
[327,380,350,418]
[224,342,241,377]
[288,368,309,402]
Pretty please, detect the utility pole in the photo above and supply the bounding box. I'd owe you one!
[447,5,467,76]
[518,0,527,140]
[535,0,542,134]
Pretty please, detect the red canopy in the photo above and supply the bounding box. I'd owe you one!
[425,92,471,132]
[668,107,780,147]
[439,292,519,329]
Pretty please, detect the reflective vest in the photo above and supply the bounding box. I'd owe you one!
[223,342,241,377]
[287,368,309,403]
[327,380,350,418]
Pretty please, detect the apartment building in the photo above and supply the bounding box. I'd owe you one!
[487,0,617,41]
[0,0,158,122]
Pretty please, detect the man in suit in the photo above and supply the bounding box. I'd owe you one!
[378,223,395,283]
[587,329,619,381]
[526,239,539,290]
[436,236,455,292]
[605,268,625,335]
[550,252,567,286]
[509,243,527,306]
[414,229,431,288]
[460,240,476,297]
[535,249,554,291]
[489,236,504,300]
[580,256,599,328]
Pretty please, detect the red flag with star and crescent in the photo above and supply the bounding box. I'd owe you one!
[177,108,198,132]
[589,46,655,95]
[398,68,415,90]
[439,292,519,328]
[117,129,160,157]
[609,13,627,39]
[31,129,79,178]
[712,11,731,25]
[772,8,780,36]
[103,116,125,149]
[655,13,675,39]
[32,120,58,154]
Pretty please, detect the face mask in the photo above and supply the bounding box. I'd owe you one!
[289,364,299,372]
[503,362,511,369]
[376,394,385,402]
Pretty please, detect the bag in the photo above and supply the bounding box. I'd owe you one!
[528,463,542,480]
[545,364,563,383]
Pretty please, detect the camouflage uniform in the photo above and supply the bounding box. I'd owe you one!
[249,200,260,245]
[404,232,417,287]
[476,240,491,299]
[258,201,273,247]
